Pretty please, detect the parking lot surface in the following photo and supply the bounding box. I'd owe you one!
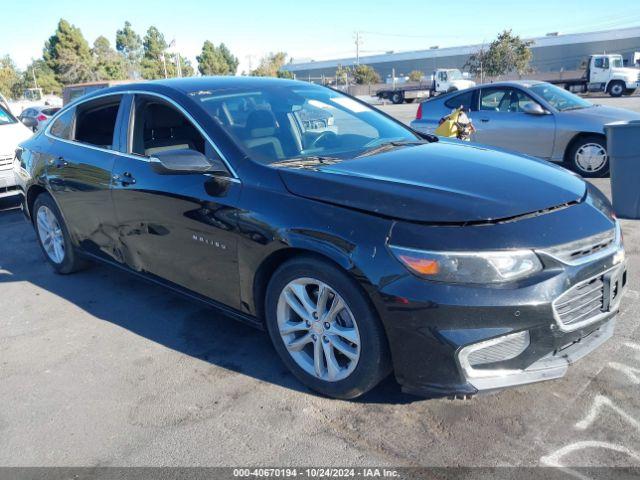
[1,98,640,468]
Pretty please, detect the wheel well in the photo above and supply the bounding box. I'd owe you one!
[563,132,606,164]
[26,185,47,222]
[252,248,349,323]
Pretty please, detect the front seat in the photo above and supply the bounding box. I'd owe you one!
[243,109,285,161]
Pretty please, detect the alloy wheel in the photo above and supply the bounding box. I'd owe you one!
[276,278,361,382]
[36,205,65,264]
[575,143,608,174]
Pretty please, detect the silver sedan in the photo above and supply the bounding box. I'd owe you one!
[410,80,640,177]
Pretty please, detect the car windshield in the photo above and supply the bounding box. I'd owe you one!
[529,83,592,111]
[0,105,17,126]
[191,84,419,164]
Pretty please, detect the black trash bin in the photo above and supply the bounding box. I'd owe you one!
[605,120,640,219]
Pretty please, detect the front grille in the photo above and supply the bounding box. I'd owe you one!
[0,155,13,170]
[540,229,615,265]
[554,275,605,327]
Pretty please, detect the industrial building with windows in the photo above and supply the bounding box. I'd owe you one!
[283,26,640,81]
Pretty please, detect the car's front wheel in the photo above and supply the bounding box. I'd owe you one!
[567,135,609,178]
[265,257,390,399]
[33,193,86,274]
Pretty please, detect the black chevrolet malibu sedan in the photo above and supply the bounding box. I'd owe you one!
[14,77,627,399]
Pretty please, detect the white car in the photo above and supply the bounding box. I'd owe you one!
[0,103,32,199]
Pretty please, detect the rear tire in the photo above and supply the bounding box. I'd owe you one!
[33,193,87,274]
[265,257,391,399]
[608,81,625,97]
[567,135,609,178]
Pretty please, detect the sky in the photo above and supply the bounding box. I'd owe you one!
[2,0,640,74]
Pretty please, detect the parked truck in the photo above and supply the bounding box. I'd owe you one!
[549,54,640,97]
[376,68,476,104]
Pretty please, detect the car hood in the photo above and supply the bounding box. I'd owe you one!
[277,142,586,224]
[564,105,640,124]
[0,122,32,156]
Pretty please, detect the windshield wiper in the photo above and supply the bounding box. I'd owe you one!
[270,156,342,168]
[356,140,429,158]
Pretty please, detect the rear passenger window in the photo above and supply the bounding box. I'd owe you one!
[444,90,474,111]
[49,108,75,140]
[74,97,122,149]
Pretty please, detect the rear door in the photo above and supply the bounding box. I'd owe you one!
[473,86,556,159]
[110,93,243,309]
[44,94,125,260]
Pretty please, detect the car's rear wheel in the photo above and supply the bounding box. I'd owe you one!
[33,193,86,274]
[567,135,609,178]
[265,257,390,399]
[608,81,625,97]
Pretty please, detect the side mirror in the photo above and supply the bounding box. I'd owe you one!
[21,117,37,128]
[521,102,547,116]
[150,149,215,174]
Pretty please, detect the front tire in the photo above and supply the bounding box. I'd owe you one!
[567,135,609,178]
[608,81,625,97]
[265,257,391,399]
[33,193,87,274]
[391,92,404,104]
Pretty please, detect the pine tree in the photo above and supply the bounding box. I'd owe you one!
[93,36,127,80]
[115,21,142,78]
[44,19,94,85]
[197,41,231,76]
[140,26,168,79]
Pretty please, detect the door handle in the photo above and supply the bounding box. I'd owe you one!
[480,118,490,123]
[113,171,136,186]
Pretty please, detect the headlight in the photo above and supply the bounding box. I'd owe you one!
[389,245,542,284]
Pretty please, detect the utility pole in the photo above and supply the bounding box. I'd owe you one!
[31,64,38,89]
[354,31,363,65]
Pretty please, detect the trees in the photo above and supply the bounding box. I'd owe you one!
[115,21,142,78]
[23,59,61,95]
[250,52,290,77]
[140,26,168,79]
[0,56,23,99]
[409,70,424,82]
[140,26,193,79]
[93,36,127,81]
[197,41,239,76]
[352,64,380,85]
[466,30,533,79]
[44,19,94,85]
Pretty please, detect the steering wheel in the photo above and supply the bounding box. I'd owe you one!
[309,131,337,149]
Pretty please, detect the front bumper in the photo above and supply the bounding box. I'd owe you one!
[0,167,20,199]
[463,317,615,392]
[375,218,626,398]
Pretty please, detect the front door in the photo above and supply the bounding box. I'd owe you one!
[110,93,243,309]
[45,95,125,260]
[473,87,556,159]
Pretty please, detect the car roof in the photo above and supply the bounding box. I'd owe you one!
[81,76,307,100]
[473,80,547,89]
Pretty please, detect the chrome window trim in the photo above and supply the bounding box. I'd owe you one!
[44,89,239,181]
